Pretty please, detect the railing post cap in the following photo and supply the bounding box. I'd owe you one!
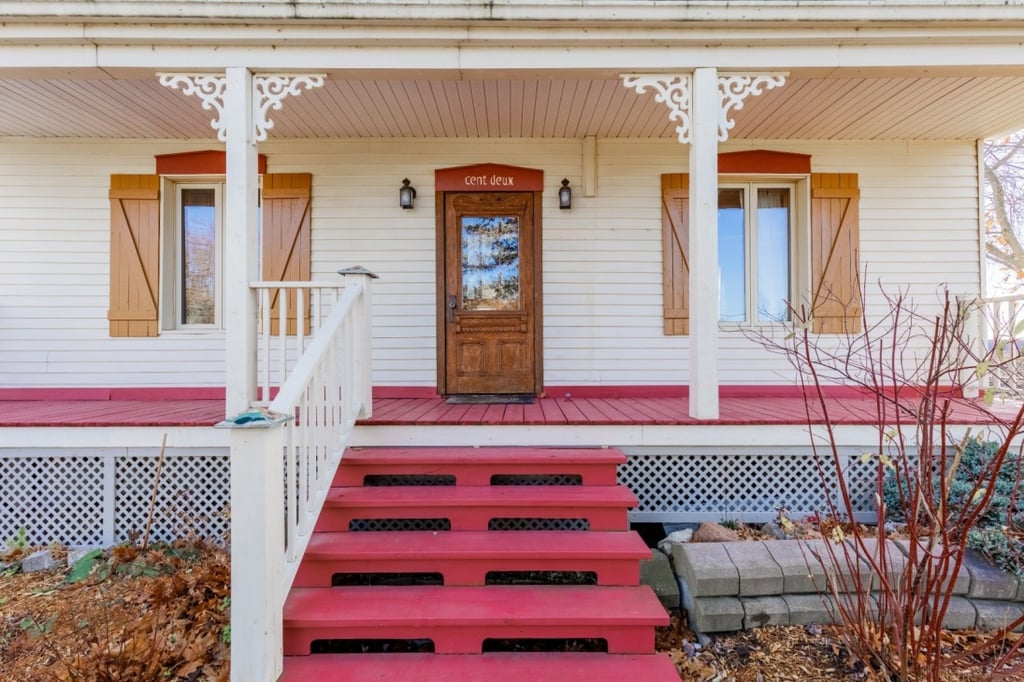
[338,265,379,279]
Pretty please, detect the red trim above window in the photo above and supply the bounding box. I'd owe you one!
[155,150,268,175]
[718,150,811,174]
[435,163,544,192]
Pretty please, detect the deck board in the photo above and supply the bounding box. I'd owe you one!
[0,392,1018,428]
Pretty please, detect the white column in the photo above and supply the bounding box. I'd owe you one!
[224,67,260,417]
[228,422,286,682]
[689,67,720,419]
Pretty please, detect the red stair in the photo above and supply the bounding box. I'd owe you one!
[293,530,650,586]
[281,445,677,681]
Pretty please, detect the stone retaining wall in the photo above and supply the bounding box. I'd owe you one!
[667,539,1024,640]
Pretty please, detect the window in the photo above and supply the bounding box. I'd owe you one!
[718,183,794,323]
[660,165,861,337]
[108,169,312,338]
[171,183,223,328]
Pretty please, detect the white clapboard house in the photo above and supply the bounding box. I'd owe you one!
[2,2,1024,679]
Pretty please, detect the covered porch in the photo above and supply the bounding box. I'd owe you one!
[6,2,1024,680]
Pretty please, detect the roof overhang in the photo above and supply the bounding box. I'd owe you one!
[3,2,1024,141]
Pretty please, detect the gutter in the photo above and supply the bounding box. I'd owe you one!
[3,1,1024,26]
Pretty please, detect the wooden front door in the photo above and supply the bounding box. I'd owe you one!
[440,190,541,395]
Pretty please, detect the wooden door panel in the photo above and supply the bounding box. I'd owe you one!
[443,192,536,395]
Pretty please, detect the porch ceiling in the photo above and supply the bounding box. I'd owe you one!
[3,70,1024,141]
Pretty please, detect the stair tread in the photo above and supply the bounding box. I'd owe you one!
[326,485,637,507]
[280,652,680,682]
[284,585,668,627]
[343,446,626,465]
[303,530,650,560]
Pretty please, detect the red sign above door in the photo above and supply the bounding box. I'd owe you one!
[435,163,544,192]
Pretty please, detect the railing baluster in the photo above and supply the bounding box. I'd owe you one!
[278,290,288,393]
[260,288,271,403]
[297,287,306,362]
[284,419,297,565]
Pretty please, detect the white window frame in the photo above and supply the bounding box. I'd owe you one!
[718,175,810,325]
[160,178,225,332]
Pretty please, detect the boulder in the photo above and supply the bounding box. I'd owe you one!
[657,528,694,554]
[692,522,740,543]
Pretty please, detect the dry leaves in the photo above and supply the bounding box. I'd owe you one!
[0,541,230,681]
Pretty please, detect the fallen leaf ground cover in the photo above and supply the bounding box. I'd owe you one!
[1,542,229,681]
[3,540,1022,681]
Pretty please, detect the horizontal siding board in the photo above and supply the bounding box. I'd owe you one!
[0,137,981,387]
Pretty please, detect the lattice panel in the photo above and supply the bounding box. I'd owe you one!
[363,475,456,487]
[620,451,877,523]
[841,455,888,516]
[349,519,451,532]
[0,454,105,547]
[490,474,583,486]
[488,518,589,531]
[115,454,229,543]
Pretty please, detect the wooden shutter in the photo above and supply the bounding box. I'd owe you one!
[811,173,861,334]
[262,173,312,335]
[661,174,690,335]
[109,175,160,337]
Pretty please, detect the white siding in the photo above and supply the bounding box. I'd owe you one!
[0,137,980,388]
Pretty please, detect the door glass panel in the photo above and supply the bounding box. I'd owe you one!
[461,215,520,311]
[718,188,746,322]
[180,188,217,325]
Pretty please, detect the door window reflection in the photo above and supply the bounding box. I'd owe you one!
[461,215,520,310]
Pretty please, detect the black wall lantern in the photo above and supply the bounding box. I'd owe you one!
[399,178,417,209]
[558,178,572,210]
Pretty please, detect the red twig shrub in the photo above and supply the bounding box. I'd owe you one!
[756,287,1024,681]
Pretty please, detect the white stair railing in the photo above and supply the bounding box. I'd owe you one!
[252,281,348,403]
[222,267,376,682]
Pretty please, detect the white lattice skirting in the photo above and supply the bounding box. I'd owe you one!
[619,447,879,524]
[0,448,230,548]
[0,445,881,547]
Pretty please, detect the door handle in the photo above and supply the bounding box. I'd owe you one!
[447,295,457,323]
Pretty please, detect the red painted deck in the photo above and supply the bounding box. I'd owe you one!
[362,392,1023,427]
[0,387,1018,427]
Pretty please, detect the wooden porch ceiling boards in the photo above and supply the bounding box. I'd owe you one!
[3,75,1024,141]
[0,393,1017,428]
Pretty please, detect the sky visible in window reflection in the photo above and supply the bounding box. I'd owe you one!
[718,187,790,323]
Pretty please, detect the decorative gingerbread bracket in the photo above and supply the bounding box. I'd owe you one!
[158,73,326,142]
[622,72,786,143]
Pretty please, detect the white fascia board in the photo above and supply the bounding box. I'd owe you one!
[6,1,1024,24]
[56,41,1024,74]
[0,426,230,449]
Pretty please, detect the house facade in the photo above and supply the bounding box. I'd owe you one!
[2,2,1019,412]
[3,3,1024,678]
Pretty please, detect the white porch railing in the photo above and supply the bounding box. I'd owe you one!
[252,281,349,403]
[979,293,1024,397]
[223,267,375,682]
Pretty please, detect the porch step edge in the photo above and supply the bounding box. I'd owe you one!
[280,652,680,682]
[342,446,626,464]
[283,585,668,655]
[325,485,637,508]
[284,584,667,629]
[293,530,651,587]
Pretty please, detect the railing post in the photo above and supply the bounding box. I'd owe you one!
[218,413,290,682]
[338,266,378,419]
